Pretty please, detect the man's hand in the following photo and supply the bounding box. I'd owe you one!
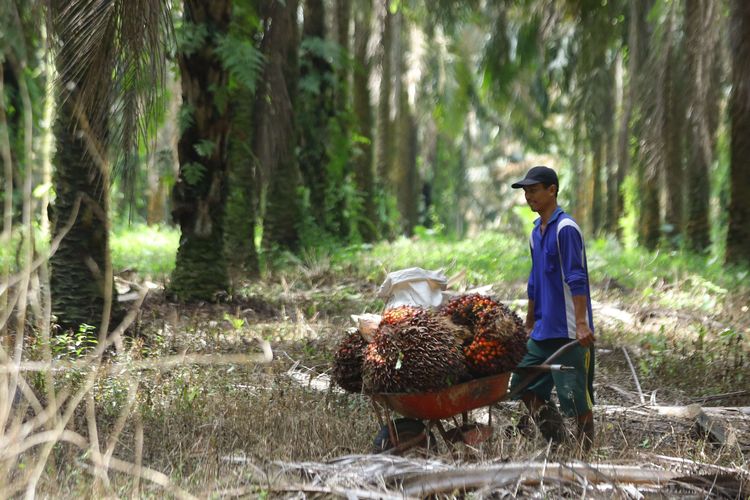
[524,322,534,337]
[576,321,595,347]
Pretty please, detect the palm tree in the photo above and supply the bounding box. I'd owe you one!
[297,0,335,231]
[47,0,169,330]
[170,0,232,301]
[684,0,721,253]
[255,0,304,251]
[726,0,750,265]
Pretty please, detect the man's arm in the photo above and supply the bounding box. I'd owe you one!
[558,225,595,346]
[525,299,535,337]
[572,295,595,346]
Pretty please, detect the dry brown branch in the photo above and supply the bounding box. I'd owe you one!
[621,346,645,404]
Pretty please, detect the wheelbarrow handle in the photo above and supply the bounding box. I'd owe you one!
[504,340,581,401]
[516,363,575,373]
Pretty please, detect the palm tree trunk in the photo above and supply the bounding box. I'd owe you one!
[147,74,180,226]
[298,0,334,230]
[49,92,111,331]
[662,15,685,249]
[375,1,393,185]
[352,0,377,241]
[256,0,303,251]
[617,0,650,241]
[225,85,259,278]
[591,140,603,236]
[392,12,418,236]
[637,1,663,251]
[170,0,232,301]
[726,0,750,265]
[684,0,717,253]
[335,0,351,113]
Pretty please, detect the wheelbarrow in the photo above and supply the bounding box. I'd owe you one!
[369,340,580,454]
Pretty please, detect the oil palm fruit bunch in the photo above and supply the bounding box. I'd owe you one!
[362,307,470,393]
[332,328,368,393]
[441,294,527,377]
[440,293,499,328]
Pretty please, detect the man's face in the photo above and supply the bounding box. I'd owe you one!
[522,183,557,213]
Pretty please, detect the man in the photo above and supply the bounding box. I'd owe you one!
[509,165,596,451]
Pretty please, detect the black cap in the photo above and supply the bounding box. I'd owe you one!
[511,166,559,189]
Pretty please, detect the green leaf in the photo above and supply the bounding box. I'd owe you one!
[181,162,207,186]
[215,34,265,92]
[176,22,209,56]
[178,104,195,134]
[194,140,216,158]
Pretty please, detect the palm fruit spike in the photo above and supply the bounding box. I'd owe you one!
[468,302,527,376]
[380,305,424,327]
[332,328,368,393]
[362,307,470,393]
[440,293,500,327]
[441,294,528,377]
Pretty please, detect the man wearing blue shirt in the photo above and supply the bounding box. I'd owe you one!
[509,166,596,451]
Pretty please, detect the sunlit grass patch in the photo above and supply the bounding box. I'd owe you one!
[111,224,179,278]
[336,231,530,289]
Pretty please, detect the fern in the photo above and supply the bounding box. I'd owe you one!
[181,162,206,186]
[194,139,216,158]
[215,34,265,93]
[176,22,209,57]
[300,37,347,70]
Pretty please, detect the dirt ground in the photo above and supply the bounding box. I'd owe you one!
[36,275,750,497]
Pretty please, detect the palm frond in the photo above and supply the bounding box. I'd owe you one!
[48,0,173,197]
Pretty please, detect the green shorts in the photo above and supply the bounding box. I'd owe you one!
[509,338,595,417]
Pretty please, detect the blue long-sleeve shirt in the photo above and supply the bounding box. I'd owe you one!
[527,207,594,341]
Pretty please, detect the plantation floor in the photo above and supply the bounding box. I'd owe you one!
[39,272,750,497]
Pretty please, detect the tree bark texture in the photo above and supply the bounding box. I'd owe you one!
[171,0,232,301]
[726,0,750,265]
[255,0,303,251]
[49,91,111,331]
[352,0,377,241]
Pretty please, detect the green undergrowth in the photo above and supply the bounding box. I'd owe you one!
[109,224,749,315]
[110,224,179,280]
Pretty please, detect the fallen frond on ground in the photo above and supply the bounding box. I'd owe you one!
[236,453,749,498]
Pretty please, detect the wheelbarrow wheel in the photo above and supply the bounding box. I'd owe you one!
[373,418,437,454]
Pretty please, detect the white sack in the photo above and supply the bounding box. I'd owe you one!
[377,267,448,309]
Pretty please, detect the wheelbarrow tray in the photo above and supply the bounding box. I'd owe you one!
[371,372,511,420]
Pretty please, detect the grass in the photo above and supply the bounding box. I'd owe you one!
[110,224,179,280]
